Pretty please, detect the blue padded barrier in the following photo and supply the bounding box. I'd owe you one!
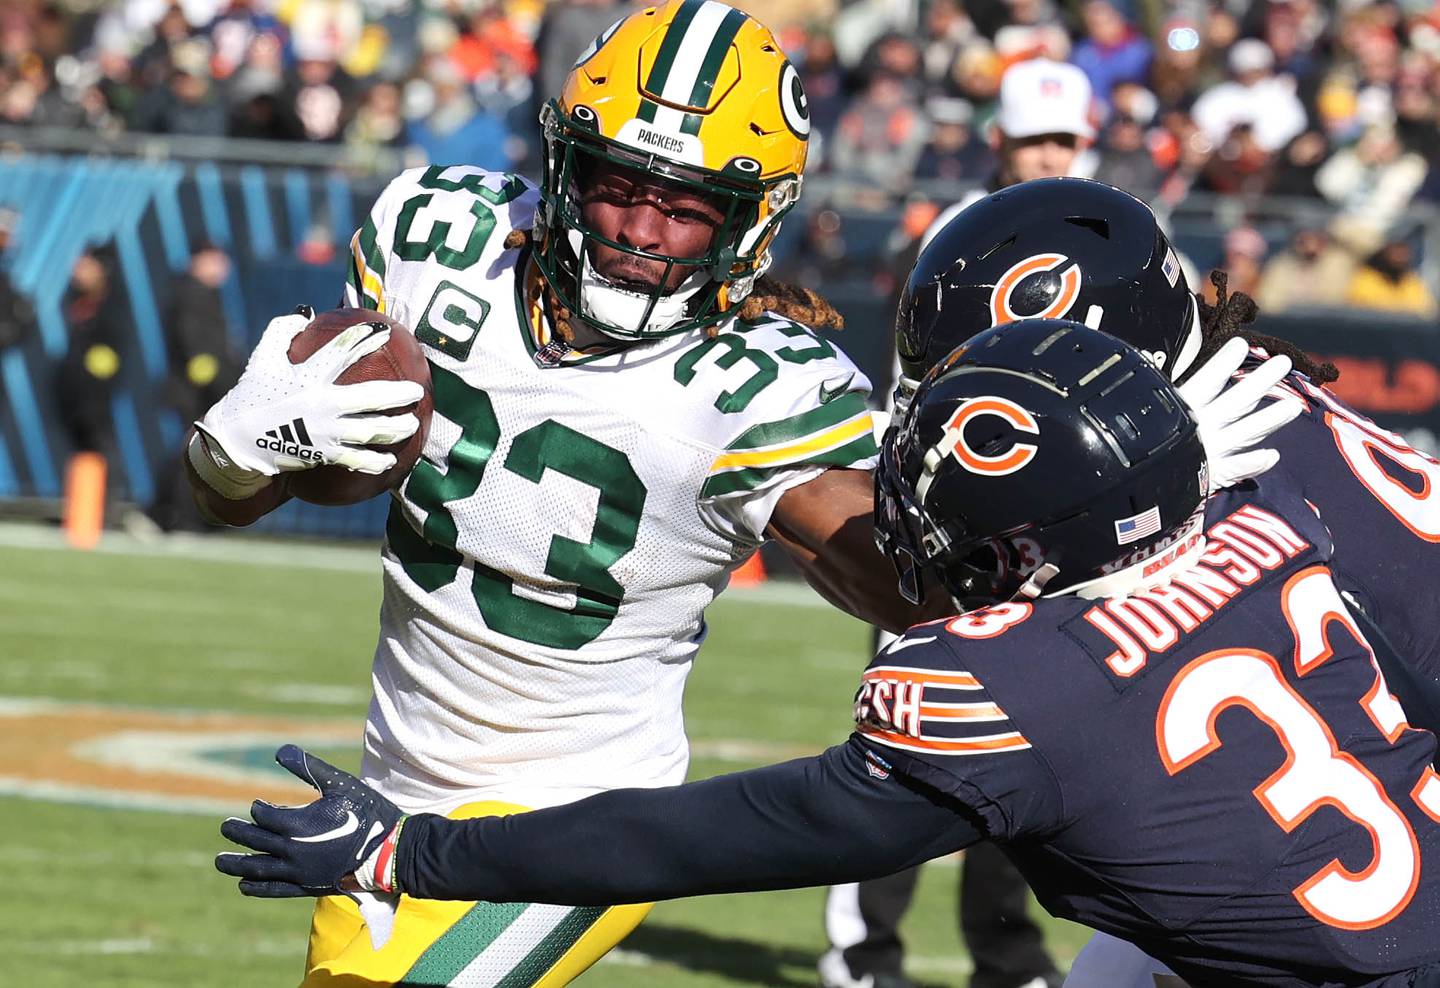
[110,391,152,506]
[284,169,312,244]
[0,427,15,497]
[239,165,277,260]
[2,347,58,495]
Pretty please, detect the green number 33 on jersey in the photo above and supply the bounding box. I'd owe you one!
[386,364,648,650]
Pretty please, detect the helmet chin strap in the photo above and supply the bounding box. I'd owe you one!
[575,233,708,338]
[1016,563,1061,600]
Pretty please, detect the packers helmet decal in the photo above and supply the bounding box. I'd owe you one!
[534,0,810,341]
[779,62,811,139]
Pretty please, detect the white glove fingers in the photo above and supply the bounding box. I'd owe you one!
[1213,448,1281,487]
[333,379,426,414]
[309,324,389,380]
[1239,353,1294,396]
[330,449,398,475]
[335,413,420,447]
[1220,396,1304,449]
[274,453,320,472]
[1178,337,1249,407]
[337,324,394,366]
[1213,357,1294,424]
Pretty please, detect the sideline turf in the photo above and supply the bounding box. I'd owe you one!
[0,534,1088,986]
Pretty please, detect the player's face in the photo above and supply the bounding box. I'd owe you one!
[1000,133,1082,183]
[579,159,727,293]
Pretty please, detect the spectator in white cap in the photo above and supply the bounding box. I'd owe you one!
[993,58,1096,183]
[1191,38,1308,152]
[918,58,1098,250]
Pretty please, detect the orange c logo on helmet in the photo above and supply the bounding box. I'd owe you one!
[937,397,1040,476]
[988,253,1083,326]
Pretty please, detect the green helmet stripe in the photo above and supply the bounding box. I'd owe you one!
[643,0,705,99]
[686,6,746,111]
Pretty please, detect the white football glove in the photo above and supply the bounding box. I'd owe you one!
[190,308,423,498]
[1176,336,1303,494]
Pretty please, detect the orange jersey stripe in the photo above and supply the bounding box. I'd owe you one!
[857,724,1030,754]
[919,703,1006,720]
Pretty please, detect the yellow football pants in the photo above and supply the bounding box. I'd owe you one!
[300,800,652,987]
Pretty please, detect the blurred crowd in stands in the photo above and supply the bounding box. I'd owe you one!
[3,0,1440,317]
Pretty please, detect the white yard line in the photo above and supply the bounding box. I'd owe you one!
[0,521,381,573]
[18,937,301,958]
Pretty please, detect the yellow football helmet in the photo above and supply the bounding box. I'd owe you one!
[535,0,811,340]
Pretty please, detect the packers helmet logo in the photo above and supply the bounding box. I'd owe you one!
[937,396,1040,477]
[989,253,1083,326]
[779,61,810,139]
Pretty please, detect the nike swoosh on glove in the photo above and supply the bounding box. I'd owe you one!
[1176,337,1303,494]
[216,745,406,898]
[191,306,424,497]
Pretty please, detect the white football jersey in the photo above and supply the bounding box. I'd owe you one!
[343,166,878,812]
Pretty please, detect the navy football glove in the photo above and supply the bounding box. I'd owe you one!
[215,745,406,898]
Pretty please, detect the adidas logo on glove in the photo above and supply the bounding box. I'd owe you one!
[256,418,325,462]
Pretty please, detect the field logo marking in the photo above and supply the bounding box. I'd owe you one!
[0,697,356,815]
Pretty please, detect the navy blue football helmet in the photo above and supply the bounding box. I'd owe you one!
[895,179,1199,407]
[876,319,1207,609]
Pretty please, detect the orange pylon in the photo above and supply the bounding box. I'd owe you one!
[63,452,108,549]
[731,550,767,587]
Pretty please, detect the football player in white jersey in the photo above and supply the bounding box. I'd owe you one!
[187,2,933,985]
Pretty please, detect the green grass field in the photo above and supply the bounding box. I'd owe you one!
[0,524,1088,987]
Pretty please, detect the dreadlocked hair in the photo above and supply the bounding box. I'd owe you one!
[1192,270,1338,385]
[737,275,844,331]
[502,228,844,337]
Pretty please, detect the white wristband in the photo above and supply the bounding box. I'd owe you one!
[187,427,272,501]
[354,819,404,894]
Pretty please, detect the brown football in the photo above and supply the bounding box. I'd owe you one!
[284,308,433,506]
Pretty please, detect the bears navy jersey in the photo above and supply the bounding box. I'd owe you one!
[1263,368,1440,677]
[855,472,1440,987]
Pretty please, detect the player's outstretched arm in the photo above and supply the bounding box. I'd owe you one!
[767,468,952,633]
[185,306,423,526]
[217,737,982,905]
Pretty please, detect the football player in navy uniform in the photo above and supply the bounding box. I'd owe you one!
[887,177,1440,986]
[219,319,1440,988]
[892,179,1438,694]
